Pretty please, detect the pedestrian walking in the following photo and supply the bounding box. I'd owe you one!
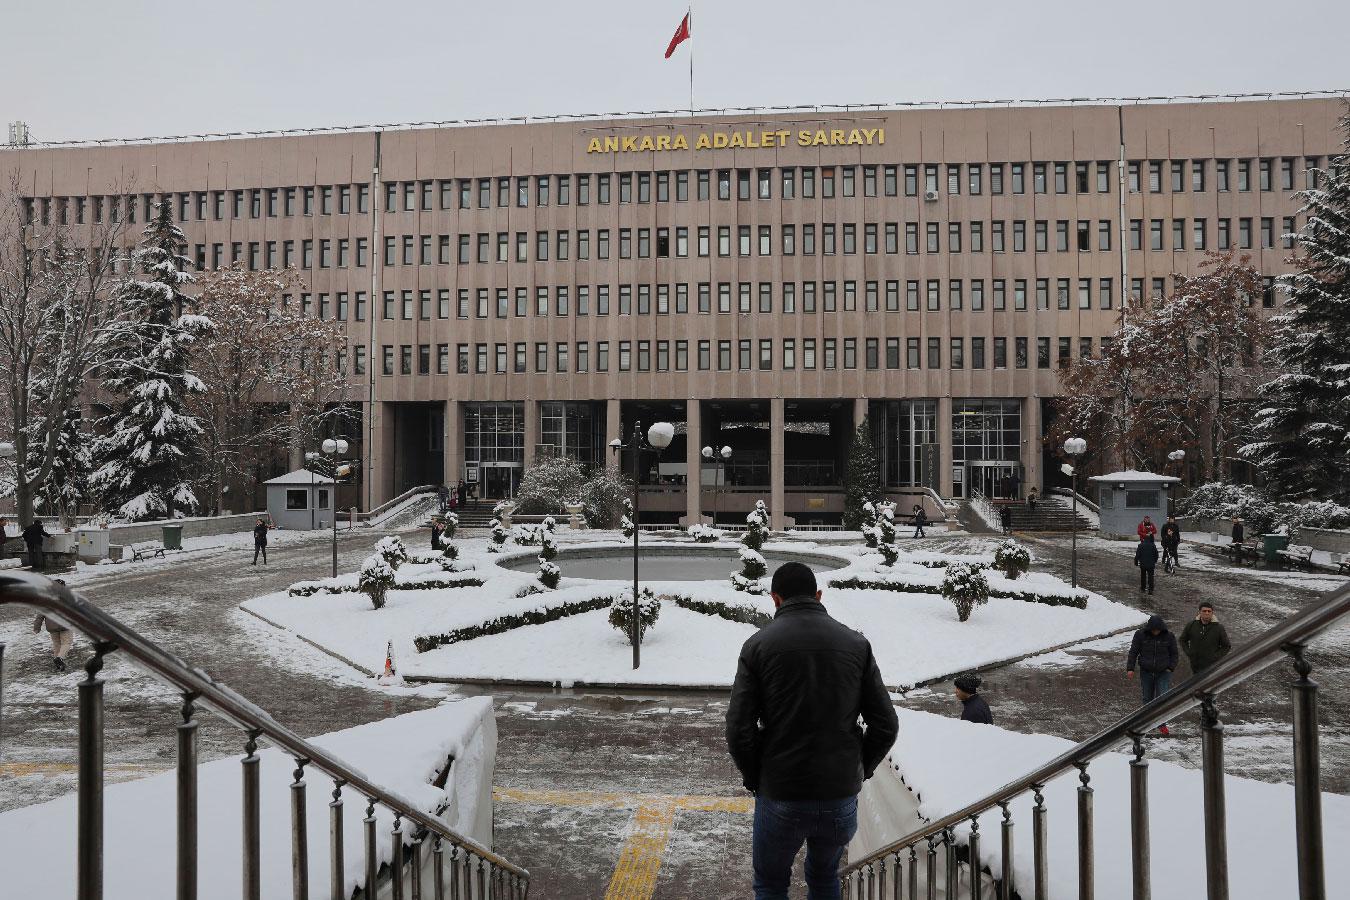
[22,520,50,571]
[32,595,73,673]
[953,673,993,724]
[998,505,1012,535]
[1160,515,1182,570]
[1026,487,1038,512]
[457,478,468,506]
[1009,471,1022,500]
[727,562,899,900]
[911,505,927,539]
[252,517,271,565]
[1137,515,1157,541]
[1134,533,1159,594]
[436,484,449,514]
[1127,614,1178,735]
[1180,602,1232,676]
[430,516,445,550]
[1230,517,1245,545]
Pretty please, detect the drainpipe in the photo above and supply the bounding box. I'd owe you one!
[365,131,382,511]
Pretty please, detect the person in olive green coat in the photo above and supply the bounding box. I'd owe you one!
[1180,602,1232,675]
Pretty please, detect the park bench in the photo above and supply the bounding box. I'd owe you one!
[1277,544,1315,570]
[1338,553,1350,576]
[1222,539,1262,566]
[129,542,166,563]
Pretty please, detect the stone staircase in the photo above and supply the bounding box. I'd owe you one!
[995,496,1095,533]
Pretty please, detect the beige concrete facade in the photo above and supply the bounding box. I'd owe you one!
[5,97,1343,521]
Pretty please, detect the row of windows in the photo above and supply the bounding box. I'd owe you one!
[371,335,1104,378]
[283,273,1279,323]
[189,212,1303,273]
[19,155,1330,226]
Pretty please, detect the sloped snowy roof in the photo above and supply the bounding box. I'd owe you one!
[263,468,334,486]
[1088,469,1180,484]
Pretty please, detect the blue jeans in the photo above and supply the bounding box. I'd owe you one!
[752,795,858,900]
[1139,669,1172,705]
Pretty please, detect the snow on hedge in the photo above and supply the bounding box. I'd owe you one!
[0,699,497,899]
[863,708,1350,899]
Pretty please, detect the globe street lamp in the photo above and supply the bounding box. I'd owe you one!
[1167,449,1186,516]
[701,444,732,525]
[322,438,350,577]
[1063,437,1087,589]
[609,421,675,669]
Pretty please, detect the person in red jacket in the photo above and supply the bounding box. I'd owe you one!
[1137,515,1157,541]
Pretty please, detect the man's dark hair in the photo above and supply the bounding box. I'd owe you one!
[1199,601,1214,611]
[770,562,818,599]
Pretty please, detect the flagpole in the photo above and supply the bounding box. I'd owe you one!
[688,3,695,112]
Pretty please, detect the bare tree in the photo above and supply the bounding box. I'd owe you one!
[186,264,352,514]
[0,173,127,523]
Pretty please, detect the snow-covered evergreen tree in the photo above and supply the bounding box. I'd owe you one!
[1242,110,1350,502]
[91,203,212,520]
[32,407,93,525]
[843,418,883,530]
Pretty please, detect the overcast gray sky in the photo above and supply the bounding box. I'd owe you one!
[6,0,1348,143]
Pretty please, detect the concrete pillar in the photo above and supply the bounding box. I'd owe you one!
[937,395,954,498]
[684,398,703,526]
[1024,395,1043,493]
[368,400,397,508]
[522,398,539,467]
[770,397,786,531]
[443,399,461,487]
[605,399,622,471]
[853,396,868,429]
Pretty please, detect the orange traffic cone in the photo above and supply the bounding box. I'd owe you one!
[379,640,397,682]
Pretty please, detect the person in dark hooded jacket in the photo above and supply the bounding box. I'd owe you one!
[1127,614,1178,734]
[1134,534,1159,594]
[953,673,993,724]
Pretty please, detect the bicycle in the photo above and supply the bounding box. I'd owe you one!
[1162,547,1179,575]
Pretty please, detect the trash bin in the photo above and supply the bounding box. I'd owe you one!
[1262,533,1289,566]
[162,524,183,551]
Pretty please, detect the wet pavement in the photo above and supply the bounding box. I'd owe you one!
[0,523,1346,899]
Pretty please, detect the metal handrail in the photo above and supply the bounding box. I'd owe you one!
[1049,484,1101,515]
[0,570,530,889]
[841,581,1350,887]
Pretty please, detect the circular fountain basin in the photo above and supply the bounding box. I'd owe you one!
[496,545,850,582]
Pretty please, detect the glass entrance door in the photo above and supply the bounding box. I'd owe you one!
[482,466,521,500]
[966,462,1022,499]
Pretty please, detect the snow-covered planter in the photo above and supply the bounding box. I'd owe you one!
[742,501,771,551]
[375,536,409,571]
[688,523,724,543]
[732,548,768,594]
[608,587,662,644]
[619,499,636,540]
[358,556,395,610]
[942,563,991,622]
[487,519,508,553]
[537,561,561,589]
[878,543,899,566]
[993,541,1032,580]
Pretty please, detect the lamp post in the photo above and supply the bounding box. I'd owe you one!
[701,444,732,525]
[1167,449,1186,517]
[1063,437,1087,589]
[609,421,675,669]
[322,438,350,578]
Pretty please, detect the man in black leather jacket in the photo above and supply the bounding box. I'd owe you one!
[726,562,899,899]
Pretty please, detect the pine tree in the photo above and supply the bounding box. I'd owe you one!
[91,203,212,520]
[32,407,93,524]
[1242,109,1350,502]
[843,417,883,529]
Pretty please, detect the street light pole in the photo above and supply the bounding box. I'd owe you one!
[610,421,674,670]
[701,445,732,525]
[321,438,350,578]
[1168,449,1187,517]
[1063,437,1087,589]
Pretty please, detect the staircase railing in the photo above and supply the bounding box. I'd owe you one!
[0,570,530,899]
[839,581,1350,900]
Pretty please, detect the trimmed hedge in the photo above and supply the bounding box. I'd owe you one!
[672,595,773,628]
[289,574,483,597]
[414,594,615,652]
[829,576,1087,610]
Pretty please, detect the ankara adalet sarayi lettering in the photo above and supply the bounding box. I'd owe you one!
[585,128,885,154]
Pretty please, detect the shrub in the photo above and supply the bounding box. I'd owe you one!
[515,584,544,599]
[512,524,544,546]
[674,595,772,628]
[743,501,771,551]
[732,548,769,594]
[539,532,558,562]
[375,536,409,571]
[942,563,991,622]
[358,556,395,609]
[487,518,508,553]
[538,561,561,589]
[688,523,724,543]
[619,498,636,539]
[993,541,1032,580]
[608,587,662,644]
[876,502,898,544]
[878,543,899,566]
[829,576,1087,609]
[514,455,632,528]
[414,593,614,652]
[440,511,458,540]
[441,542,459,561]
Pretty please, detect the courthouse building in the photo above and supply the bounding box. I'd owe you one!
[5,94,1345,526]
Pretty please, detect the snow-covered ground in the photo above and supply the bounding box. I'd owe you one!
[862,708,1350,899]
[0,698,497,899]
[242,533,1145,689]
[1086,534,1350,592]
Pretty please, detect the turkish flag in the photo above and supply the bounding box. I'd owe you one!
[664,12,691,59]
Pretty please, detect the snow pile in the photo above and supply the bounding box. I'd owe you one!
[0,699,498,899]
[859,709,1350,899]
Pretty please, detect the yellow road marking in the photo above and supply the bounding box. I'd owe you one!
[494,787,753,899]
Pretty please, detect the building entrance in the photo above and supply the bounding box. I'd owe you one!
[964,461,1023,500]
[480,465,521,500]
